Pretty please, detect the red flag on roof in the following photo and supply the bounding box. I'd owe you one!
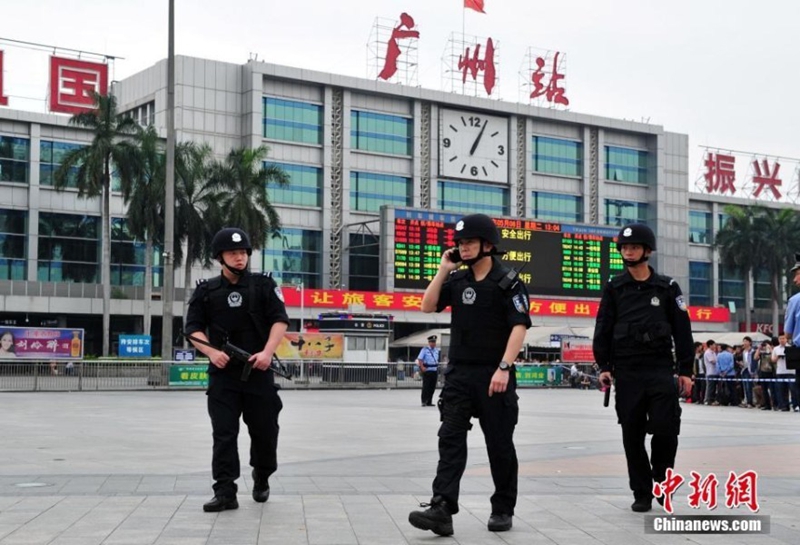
[464,0,486,14]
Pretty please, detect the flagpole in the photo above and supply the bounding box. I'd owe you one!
[462,3,466,94]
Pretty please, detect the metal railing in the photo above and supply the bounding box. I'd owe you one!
[0,360,437,392]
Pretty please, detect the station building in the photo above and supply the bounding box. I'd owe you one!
[2,54,780,354]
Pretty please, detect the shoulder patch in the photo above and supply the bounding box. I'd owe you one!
[274,286,285,303]
[513,293,529,314]
[675,295,688,312]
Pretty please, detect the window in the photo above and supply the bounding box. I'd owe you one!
[532,136,582,177]
[689,261,712,307]
[754,269,771,309]
[0,136,29,184]
[532,192,582,222]
[351,110,413,156]
[437,180,509,216]
[604,199,647,227]
[265,162,322,207]
[262,228,322,289]
[689,211,712,244]
[38,213,99,283]
[40,141,84,188]
[0,209,26,280]
[719,265,745,310]
[605,146,648,185]
[263,97,323,145]
[110,218,163,287]
[350,172,412,213]
[349,232,379,291]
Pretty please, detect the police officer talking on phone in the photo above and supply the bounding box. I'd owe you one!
[409,213,531,536]
[185,227,289,513]
[593,224,694,513]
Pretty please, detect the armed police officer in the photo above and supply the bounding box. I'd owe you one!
[409,214,531,536]
[185,228,289,512]
[593,224,694,513]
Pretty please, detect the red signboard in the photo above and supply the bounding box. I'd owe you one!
[49,56,108,114]
[703,152,736,195]
[751,159,782,199]
[530,51,569,106]
[378,13,419,81]
[279,288,729,323]
[0,51,8,106]
[458,37,496,95]
[561,338,594,362]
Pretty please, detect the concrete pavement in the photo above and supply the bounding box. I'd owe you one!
[0,388,798,544]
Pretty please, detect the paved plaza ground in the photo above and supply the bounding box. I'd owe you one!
[0,388,798,544]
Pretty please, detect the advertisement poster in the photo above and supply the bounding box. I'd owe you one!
[561,338,596,363]
[0,326,84,360]
[276,333,344,360]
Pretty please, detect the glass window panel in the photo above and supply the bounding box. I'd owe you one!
[262,228,322,288]
[604,199,647,227]
[532,191,582,222]
[605,146,648,185]
[349,232,379,291]
[436,180,509,216]
[265,162,323,207]
[350,172,412,213]
[532,136,582,177]
[689,261,712,307]
[263,97,323,145]
[689,211,712,244]
[351,110,413,156]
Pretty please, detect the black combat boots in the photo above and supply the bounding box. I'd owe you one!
[487,513,513,532]
[203,495,239,512]
[408,496,455,536]
[252,469,270,503]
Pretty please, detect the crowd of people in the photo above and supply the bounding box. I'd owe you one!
[692,335,799,412]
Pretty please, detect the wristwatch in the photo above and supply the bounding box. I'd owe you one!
[498,361,512,371]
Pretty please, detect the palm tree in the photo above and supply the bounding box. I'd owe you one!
[174,141,217,338]
[715,205,762,332]
[123,125,165,338]
[754,207,800,333]
[53,93,139,356]
[207,146,289,251]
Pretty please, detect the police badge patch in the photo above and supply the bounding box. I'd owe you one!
[274,286,285,303]
[675,295,688,312]
[650,296,660,307]
[513,294,528,314]
[462,287,476,305]
[228,292,243,308]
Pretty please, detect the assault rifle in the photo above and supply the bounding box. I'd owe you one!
[184,332,292,381]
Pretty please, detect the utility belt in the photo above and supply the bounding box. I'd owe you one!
[614,320,672,348]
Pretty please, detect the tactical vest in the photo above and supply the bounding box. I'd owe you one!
[448,263,519,364]
[609,272,674,359]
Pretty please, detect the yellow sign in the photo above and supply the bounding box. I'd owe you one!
[276,333,344,360]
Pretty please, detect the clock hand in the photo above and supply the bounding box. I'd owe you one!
[468,120,488,156]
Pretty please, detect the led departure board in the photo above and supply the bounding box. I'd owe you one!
[391,209,624,297]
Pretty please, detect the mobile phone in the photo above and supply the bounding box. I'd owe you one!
[448,249,462,263]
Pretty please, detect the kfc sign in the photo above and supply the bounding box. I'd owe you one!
[49,56,108,114]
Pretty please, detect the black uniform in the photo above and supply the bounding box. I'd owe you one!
[432,257,532,516]
[185,271,289,498]
[593,267,694,502]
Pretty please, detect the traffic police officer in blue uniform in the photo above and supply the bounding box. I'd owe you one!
[417,335,441,406]
[593,224,694,513]
[185,228,289,512]
[409,214,531,536]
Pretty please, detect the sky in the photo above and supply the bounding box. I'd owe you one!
[3,0,798,190]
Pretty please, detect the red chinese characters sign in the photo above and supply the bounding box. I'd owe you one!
[530,51,569,106]
[458,37,496,95]
[751,158,782,199]
[49,56,108,114]
[378,13,419,81]
[279,288,729,322]
[704,152,736,195]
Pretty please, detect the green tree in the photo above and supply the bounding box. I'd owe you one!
[755,207,800,333]
[715,205,763,332]
[123,125,165,338]
[206,146,289,251]
[53,93,139,356]
[174,141,217,339]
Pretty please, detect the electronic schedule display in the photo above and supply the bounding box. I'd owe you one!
[390,208,624,297]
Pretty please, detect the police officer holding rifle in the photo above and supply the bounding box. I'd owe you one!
[593,224,694,513]
[185,227,289,512]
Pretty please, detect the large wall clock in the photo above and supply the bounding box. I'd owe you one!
[439,109,509,184]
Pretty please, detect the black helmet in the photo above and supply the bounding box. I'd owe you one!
[453,214,500,246]
[211,228,252,258]
[616,223,656,252]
